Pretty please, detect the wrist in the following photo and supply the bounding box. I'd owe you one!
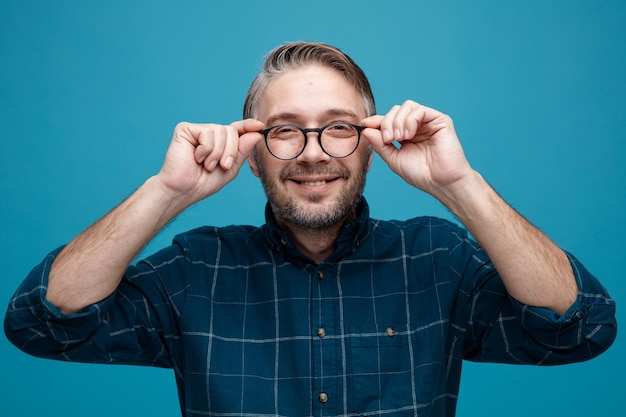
[433,170,494,222]
[137,176,192,228]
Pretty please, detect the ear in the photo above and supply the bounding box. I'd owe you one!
[366,147,374,172]
[248,152,260,178]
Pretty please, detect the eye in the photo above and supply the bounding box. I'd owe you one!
[269,125,301,139]
[324,123,356,138]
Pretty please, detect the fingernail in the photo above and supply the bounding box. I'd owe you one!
[207,160,218,171]
[394,128,402,139]
[383,130,392,141]
[404,129,410,138]
[223,156,234,170]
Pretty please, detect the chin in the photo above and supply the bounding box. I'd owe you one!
[276,197,355,229]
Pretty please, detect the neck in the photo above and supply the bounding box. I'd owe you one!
[275,210,357,264]
[282,223,342,264]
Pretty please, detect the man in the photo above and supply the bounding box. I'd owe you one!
[4,41,616,416]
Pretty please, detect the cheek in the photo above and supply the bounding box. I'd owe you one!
[254,154,287,183]
[350,147,373,174]
[250,146,272,177]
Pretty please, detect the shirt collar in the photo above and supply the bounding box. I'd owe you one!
[262,197,371,265]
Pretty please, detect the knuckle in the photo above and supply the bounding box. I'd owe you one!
[201,142,214,153]
[174,121,191,133]
[440,113,453,124]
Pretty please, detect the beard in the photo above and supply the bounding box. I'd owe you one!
[256,159,368,230]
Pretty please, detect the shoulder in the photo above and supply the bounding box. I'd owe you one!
[177,224,260,239]
[368,216,476,256]
[173,224,264,250]
[371,215,467,237]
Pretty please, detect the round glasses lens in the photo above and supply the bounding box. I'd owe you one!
[266,125,305,159]
[321,123,360,158]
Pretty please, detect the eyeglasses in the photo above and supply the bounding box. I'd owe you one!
[259,122,365,160]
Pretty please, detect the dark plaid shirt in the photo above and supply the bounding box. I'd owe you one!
[4,199,616,416]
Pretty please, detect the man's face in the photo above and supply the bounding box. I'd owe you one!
[249,64,372,229]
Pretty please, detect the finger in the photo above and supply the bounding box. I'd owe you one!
[379,105,401,143]
[360,115,384,129]
[231,118,265,135]
[229,119,264,169]
[193,128,215,165]
[408,105,455,143]
[219,126,240,170]
[236,131,263,161]
[360,126,385,150]
[195,124,230,171]
[361,126,398,163]
[173,122,200,145]
[231,118,265,157]
[199,126,228,172]
[392,100,421,141]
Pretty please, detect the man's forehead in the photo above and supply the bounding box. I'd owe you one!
[257,65,366,122]
[265,108,361,127]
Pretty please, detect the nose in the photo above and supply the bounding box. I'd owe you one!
[296,131,331,164]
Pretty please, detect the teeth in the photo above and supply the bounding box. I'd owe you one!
[302,180,327,186]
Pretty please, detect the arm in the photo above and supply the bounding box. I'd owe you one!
[438,172,577,315]
[46,119,264,313]
[362,101,576,315]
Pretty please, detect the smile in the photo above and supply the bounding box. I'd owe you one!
[281,167,349,188]
[298,180,329,186]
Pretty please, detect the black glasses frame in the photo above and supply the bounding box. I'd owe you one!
[259,122,366,160]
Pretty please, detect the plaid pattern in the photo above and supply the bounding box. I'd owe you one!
[4,200,616,417]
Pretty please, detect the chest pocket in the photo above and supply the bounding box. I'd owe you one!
[348,323,437,416]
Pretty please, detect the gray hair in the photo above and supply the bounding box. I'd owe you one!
[243,41,376,119]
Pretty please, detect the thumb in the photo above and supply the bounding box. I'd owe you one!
[238,131,263,158]
[232,118,265,135]
[229,118,265,167]
[361,115,384,129]
[361,126,399,167]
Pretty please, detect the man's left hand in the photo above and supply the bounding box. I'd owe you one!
[361,100,474,200]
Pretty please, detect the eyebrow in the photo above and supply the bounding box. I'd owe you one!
[265,108,361,127]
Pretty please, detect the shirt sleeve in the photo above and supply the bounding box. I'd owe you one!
[460,244,617,365]
[3,244,186,368]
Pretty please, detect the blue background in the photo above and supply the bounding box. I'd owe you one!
[1,1,624,416]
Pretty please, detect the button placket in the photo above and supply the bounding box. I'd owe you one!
[311,265,338,413]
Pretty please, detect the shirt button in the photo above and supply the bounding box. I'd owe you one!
[316,328,326,338]
[386,326,396,337]
[318,392,328,403]
[317,270,324,280]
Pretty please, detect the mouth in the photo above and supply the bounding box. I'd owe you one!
[282,167,348,188]
[292,178,339,186]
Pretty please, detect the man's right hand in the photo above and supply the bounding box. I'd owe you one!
[46,119,264,313]
[155,119,265,207]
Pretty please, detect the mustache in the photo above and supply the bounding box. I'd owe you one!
[280,166,350,181]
